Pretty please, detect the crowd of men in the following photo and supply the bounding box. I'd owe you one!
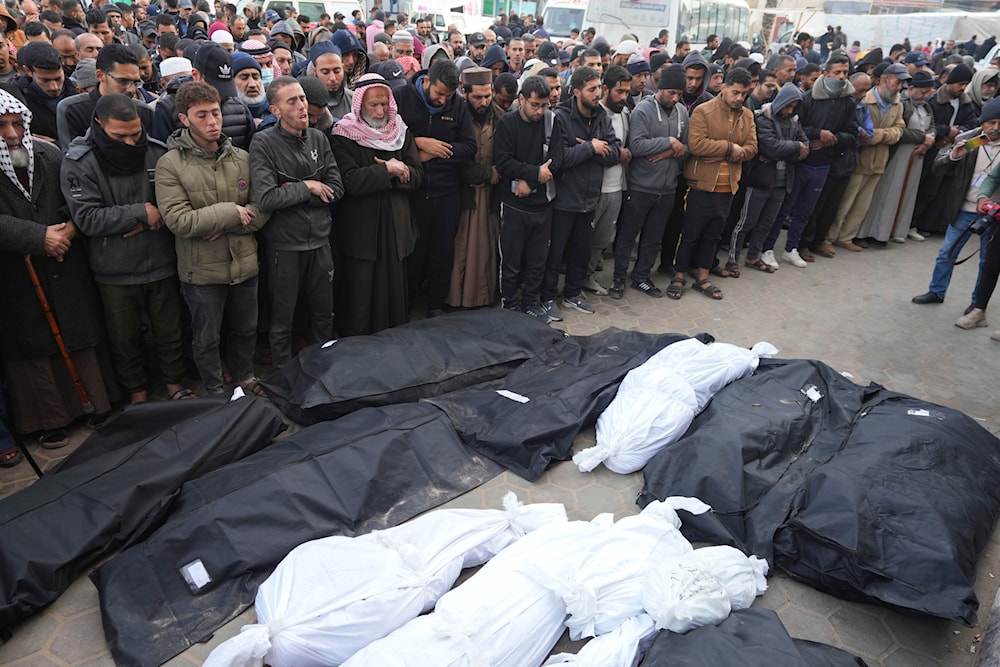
[2,0,1000,469]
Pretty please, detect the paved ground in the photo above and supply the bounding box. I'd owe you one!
[2,232,999,666]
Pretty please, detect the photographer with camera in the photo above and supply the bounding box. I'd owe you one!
[911,97,1000,314]
[957,157,1000,336]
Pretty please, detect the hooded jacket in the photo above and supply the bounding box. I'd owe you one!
[421,44,451,71]
[330,28,370,89]
[683,92,757,193]
[61,131,175,285]
[249,122,343,251]
[156,129,267,285]
[552,96,621,212]
[626,94,689,196]
[745,83,808,192]
[798,75,858,167]
[680,51,713,113]
[480,44,510,73]
[393,70,477,196]
[855,87,905,175]
[269,20,306,60]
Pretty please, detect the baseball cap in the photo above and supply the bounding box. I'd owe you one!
[178,0,193,9]
[558,49,571,65]
[333,11,344,19]
[468,32,486,47]
[139,20,157,37]
[264,9,280,21]
[904,51,928,66]
[194,41,237,97]
[884,63,912,80]
[625,53,650,75]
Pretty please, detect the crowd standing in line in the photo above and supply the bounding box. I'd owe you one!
[1,0,1000,468]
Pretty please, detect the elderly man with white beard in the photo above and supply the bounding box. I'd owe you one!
[0,88,113,453]
[232,51,267,122]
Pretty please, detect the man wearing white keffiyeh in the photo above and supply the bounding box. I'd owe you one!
[329,74,424,336]
[0,87,113,454]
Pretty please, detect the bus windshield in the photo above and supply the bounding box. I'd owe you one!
[678,0,749,45]
[544,7,586,36]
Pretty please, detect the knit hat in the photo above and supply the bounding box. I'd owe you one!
[614,39,640,56]
[872,62,889,79]
[297,75,329,107]
[209,20,229,37]
[909,71,934,88]
[658,64,686,90]
[626,53,650,75]
[308,39,342,65]
[948,64,974,85]
[650,52,669,72]
[980,97,1000,124]
[231,51,260,75]
[71,58,98,89]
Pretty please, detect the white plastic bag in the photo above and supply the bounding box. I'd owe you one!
[676,545,768,610]
[542,614,658,667]
[577,340,778,474]
[203,492,566,667]
[341,518,610,667]
[525,497,710,641]
[642,561,732,633]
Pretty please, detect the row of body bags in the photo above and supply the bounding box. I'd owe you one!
[575,338,778,474]
[204,494,767,667]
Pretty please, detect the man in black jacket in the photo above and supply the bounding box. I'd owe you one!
[393,58,477,315]
[541,65,620,320]
[249,76,343,366]
[13,41,76,142]
[56,43,152,148]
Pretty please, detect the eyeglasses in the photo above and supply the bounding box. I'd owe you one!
[108,74,143,88]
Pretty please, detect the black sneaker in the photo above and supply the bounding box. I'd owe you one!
[631,279,663,298]
[609,278,626,300]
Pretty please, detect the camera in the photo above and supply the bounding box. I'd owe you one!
[971,201,1000,235]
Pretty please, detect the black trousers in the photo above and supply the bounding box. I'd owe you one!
[499,202,552,308]
[543,209,595,301]
[675,189,733,271]
[409,192,461,310]
[614,191,675,283]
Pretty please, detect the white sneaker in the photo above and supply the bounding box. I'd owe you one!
[907,228,925,241]
[583,277,609,296]
[761,250,780,270]
[890,236,906,244]
[782,248,808,268]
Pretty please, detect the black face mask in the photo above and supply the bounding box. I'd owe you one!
[90,118,149,177]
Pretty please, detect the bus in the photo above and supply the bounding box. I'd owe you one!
[541,0,750,49]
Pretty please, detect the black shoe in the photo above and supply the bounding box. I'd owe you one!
[912,292,944,304]
[656,264,673,276]
[631,279,663,298]
[854,238,869,249]
[609,278,626,300]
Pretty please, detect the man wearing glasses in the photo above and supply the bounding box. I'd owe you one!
[56,43,152,148]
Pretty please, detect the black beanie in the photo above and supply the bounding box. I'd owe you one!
[659,64,687,90]
[650,52,669,73]
[948,64,974,84]
[980,97,1000,124]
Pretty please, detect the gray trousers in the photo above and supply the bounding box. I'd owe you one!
[588,190,623,276]
[267,246,334,367]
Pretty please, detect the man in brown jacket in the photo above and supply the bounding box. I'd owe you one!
[669,67,756,301]
[825,63,907,251]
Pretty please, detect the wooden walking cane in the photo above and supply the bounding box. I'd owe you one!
[888,149,922,239]
[22,254,95,415]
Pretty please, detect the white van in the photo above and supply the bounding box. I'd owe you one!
[239,0,364,22]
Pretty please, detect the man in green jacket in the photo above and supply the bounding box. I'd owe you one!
[156,81,269,396]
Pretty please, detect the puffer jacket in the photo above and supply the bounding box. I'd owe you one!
[62,132,175,285]
[799,76,859,167]
[684,92,757,193]
[156,129,268,285]
[855,88,905,175]
[152,93,255,150]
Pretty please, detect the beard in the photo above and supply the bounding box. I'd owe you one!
[470,103,491,122]
[239,90,266,106]
[8,146,30,169]
[363,111,388,128]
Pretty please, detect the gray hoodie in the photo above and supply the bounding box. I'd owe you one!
[626,94,689,195]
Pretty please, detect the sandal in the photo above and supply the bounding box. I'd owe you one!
[38,429,68,449]
[724,261,741,278]
[666,277,686,300]
[694,278,724,300]
[0,447,23,468]
[169,388,197,400]
[744,258,776,274]
[238,378,269,400]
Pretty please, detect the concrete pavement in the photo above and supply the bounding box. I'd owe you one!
[1,232,998,666]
